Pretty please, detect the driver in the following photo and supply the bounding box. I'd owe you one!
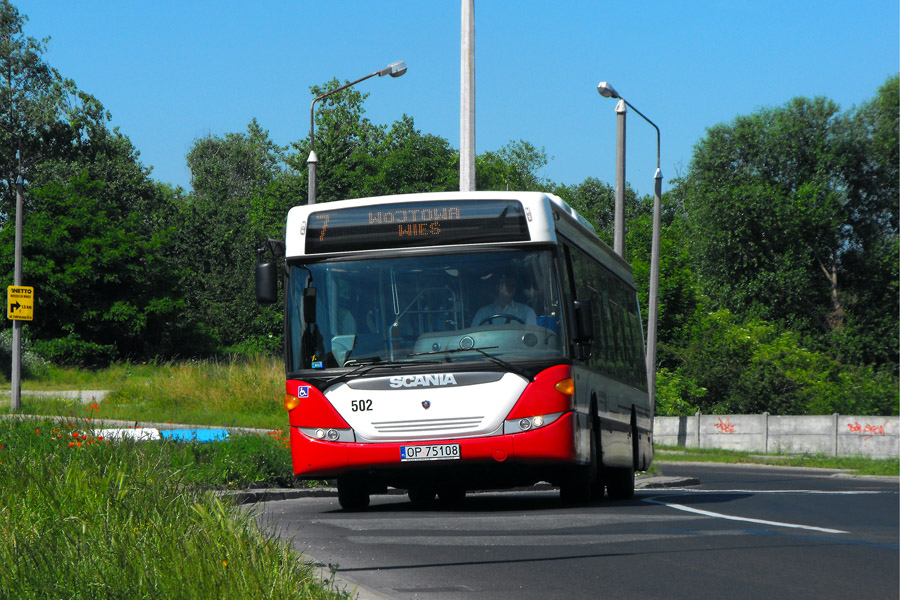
[471,273,537,327]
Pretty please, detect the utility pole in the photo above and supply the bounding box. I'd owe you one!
[460,0,476,191]
[10,168,24,412]
[613,99,626,258]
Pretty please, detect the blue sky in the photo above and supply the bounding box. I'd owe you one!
[15,0,900,198]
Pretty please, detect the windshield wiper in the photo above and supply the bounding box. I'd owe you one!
[407,346,531,381]
[407,346,499,358]
[324,357,441,387]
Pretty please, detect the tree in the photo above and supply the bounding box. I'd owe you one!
[188,119,284,202]
[683,87,898,368]
[0,1,189,365]
[363,114,457,196]
[477,140,550,192]
[0,173,184,364]
[175,120,287,353]
[287,79,385,203]
[830,75,899,366]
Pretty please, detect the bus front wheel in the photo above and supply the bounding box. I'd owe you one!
[337,476,370,511]
[559,467,593,505]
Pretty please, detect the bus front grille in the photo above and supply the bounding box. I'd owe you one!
[371,416,484,434]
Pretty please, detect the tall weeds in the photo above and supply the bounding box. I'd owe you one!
[0,417,343,599]
[14,356,287,430]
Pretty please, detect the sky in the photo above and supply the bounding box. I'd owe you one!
[14,0,900,198]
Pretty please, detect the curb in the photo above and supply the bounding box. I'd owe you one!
[221,475,700,505]
[1,413,271,436]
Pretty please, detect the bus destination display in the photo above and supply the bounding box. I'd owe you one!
[305,200,530,254]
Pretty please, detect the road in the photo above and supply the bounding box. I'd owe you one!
[255,464,899,600]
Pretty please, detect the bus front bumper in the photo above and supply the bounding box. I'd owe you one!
[289,411,578,479]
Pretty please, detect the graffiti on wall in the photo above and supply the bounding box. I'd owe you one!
[847,421,889,441]
[713,417,736,434]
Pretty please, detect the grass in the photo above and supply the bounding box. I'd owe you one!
[5,356,287,430]
[0,416,347,599]
[1,359,894,596]
[655,445,899,476]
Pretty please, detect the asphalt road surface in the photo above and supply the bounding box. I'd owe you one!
[255,463,899,600]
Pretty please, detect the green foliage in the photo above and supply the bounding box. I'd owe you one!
[0,173,186,365]
[658,308,898,416]
[0,329,47,381]
[0,418,343,599]
[681,83,898,371]
[366,114,458,195]
[478,139,551,192]
[101,356,286,429]
[655,368,706,416]
[0,2,896,418]
[174,120,288,354]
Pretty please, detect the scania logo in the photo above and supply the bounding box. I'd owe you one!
[422,400,431,409]
[389,374,458,389]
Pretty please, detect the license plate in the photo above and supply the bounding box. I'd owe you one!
[400,444,460,462]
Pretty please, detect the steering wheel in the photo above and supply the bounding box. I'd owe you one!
[479,313,525,325]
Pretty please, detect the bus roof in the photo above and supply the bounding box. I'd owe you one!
[284,191,625,273]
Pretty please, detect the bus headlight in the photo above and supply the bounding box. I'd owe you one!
[299,427,356,443]
[504,412,563,435]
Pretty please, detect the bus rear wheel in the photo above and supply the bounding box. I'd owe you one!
[605,466,635,500]
[337,476,370,511]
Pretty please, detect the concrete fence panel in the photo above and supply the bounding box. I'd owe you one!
[699,414,767,453]
[837,416,898,459]
[767,415,836,456]
[653,414,700,448]
[654,414,899,459]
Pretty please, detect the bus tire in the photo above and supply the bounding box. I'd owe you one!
[337,476,370,511]
[605,466,635,500]
[559,467,592,505]
[408,486,437,507]
[590,402,605,500]
[437,486,466,508]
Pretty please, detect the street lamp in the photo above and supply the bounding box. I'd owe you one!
[307,61,407,205]
[597,81,662,416]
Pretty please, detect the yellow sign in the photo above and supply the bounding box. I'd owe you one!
[7,286,34,321]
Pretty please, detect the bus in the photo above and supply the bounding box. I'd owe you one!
[255,191,653,509]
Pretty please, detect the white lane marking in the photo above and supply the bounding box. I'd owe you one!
[648,488,885,495]
[643,495,848,534]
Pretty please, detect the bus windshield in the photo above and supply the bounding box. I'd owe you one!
[286,249,564,372]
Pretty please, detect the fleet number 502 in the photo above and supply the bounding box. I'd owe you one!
[351,399,373,412]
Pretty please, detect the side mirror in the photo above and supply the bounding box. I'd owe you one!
[255,262,278,304]
[302,287,317,323]
[573,299,594,343]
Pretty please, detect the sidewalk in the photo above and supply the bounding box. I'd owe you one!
[1,389,111,404]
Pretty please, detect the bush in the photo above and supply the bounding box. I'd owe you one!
[660,308,899,416]
[30,332,116,368]
[0,328,49,381]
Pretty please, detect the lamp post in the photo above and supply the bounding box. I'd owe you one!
[307,61,407,205]
[597,82,627,258]
[597,81,662,415]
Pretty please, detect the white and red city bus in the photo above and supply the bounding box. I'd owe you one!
[256,191,653,509]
